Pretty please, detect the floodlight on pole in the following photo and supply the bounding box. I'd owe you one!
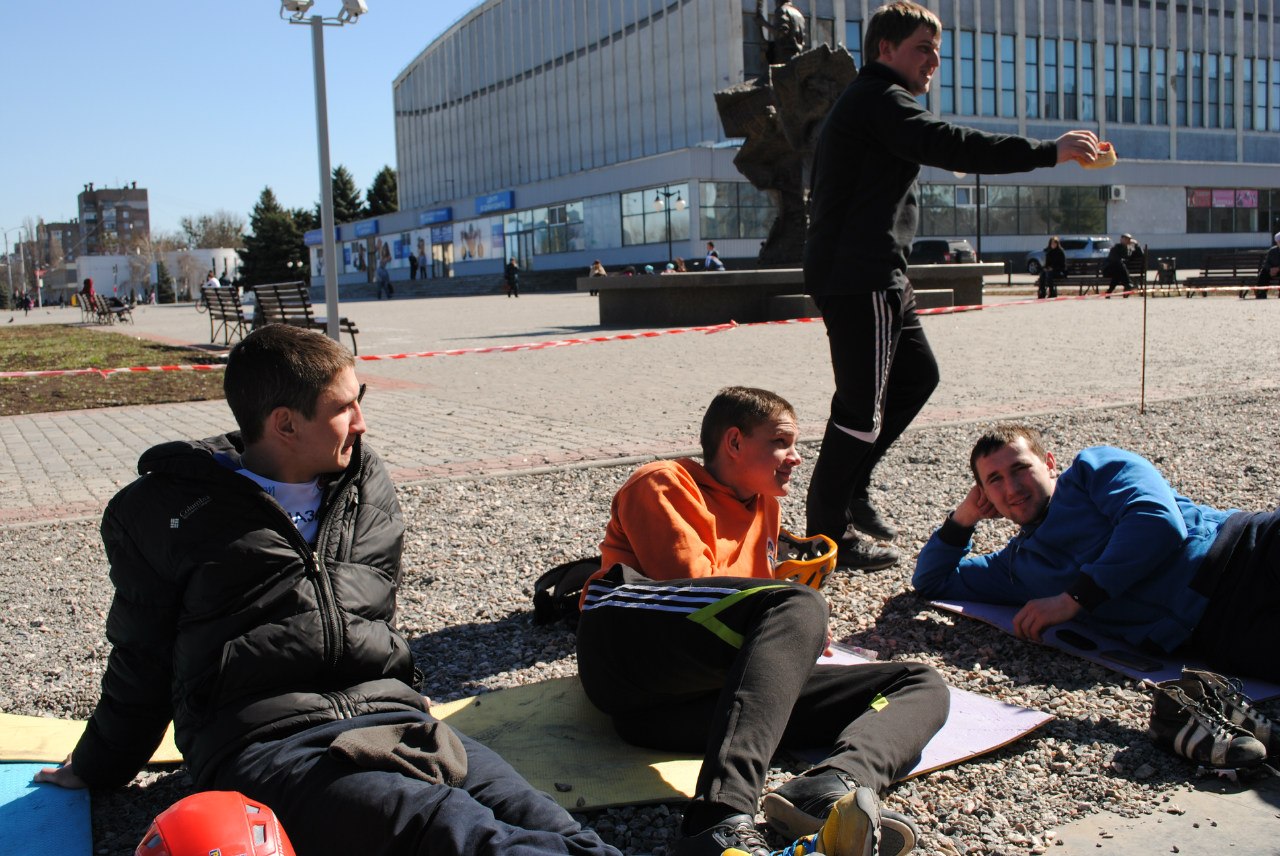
[652,186,686,266]
[280,1,365,343]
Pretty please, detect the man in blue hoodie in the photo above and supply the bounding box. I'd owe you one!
[912,424,1277,682]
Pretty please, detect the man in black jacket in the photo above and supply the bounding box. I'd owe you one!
[803,1,1099,571]
[36,325,619,856]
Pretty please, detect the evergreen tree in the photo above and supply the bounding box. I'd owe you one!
[330,165,364,224]
[239,187,305,287]
[155,260,175,304]
[365,166,399,216]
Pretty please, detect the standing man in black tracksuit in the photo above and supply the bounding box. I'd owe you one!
[803,1,1100,571]
[35,324,619,856]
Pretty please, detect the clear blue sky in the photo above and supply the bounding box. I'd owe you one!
[0,0,462,239]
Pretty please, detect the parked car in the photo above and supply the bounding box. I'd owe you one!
[909,238,977,265]
[1024,235,1113,274]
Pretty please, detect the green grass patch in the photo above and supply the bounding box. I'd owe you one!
[0,325,225,416]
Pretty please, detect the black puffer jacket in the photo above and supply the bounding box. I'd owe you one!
[72,434,425,788]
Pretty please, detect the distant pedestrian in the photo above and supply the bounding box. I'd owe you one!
[504,258,520,298]
[1250,231,1280,300]
[704,242,726,271]
[589,259,607,296]
[375,256,393,300]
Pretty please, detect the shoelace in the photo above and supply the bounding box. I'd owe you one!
[1162,684,1250,741]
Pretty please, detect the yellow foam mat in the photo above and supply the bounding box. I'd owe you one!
[0,713,181,765]
[433,677,701,810]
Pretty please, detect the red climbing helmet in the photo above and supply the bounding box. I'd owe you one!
[135,791,296,856]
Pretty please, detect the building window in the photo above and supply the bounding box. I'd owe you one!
[1104,44,1118,122]
[1222,55,1234,128]
[1176,50,1188,126]
[743,14,766,80]
[1192,52,1204,127]
[1081,43,1095,121]
[1063,41,1077,120]
[1187,188,1264,234]
[1255,58,1268,130]
[699,182,774,240]
[1000,34,1016,117]
[980,33,996,116]
[1272,60,1280,131]
[1155,48,1168,125]
[1207,54,1220,128]
[845,20,862,66]
[939,29,954,114]
[1024,36,1040,119]
[1121,45,1135,123]
[918,183,1106,237]
[1044,38,1058,119]
[959,31,976,115]
[623,183,691,247]
[1139,47,1152,124]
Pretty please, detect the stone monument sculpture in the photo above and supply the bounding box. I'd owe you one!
[715,2,856,265]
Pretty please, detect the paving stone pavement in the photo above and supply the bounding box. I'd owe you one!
[3,288,1278,526]
[4,287,1279,850]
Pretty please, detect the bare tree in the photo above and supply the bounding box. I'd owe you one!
[180,210,247,249]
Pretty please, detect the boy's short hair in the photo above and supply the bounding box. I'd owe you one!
[224,325,354,443]
[700,386,796,462]
[864,1,941,63]
[969,424,1049,482]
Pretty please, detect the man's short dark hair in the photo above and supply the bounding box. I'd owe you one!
[224,325,354,443]
[700,386,796,463]
[864,1,941,63]
[969,424,1049,482]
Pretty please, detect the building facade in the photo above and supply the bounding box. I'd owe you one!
[316,0,1280,287]
[78,182,150,257]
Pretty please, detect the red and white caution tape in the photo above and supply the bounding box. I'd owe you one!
[4,285,1269,379]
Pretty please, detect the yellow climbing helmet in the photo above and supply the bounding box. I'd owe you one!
[774,529,837,590]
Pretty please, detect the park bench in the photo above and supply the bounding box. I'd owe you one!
[1065,251,1148,296]
[89,294,133,324]
[1184,250,1267,298]
[201,285,249,347]
[252,280,360,354]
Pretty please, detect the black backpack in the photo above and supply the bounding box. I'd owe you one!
[532,557,600,627]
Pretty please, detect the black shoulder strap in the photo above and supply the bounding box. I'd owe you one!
[532,557,601,626]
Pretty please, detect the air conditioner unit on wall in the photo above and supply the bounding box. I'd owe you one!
[1110,185,1127,202]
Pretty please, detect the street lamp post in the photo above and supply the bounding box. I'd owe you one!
[652,186,686,266]
[281,0,367,343]
[952,171,983,261]
[2,228,21,308]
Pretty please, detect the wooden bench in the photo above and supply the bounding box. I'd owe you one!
[201,285,249,346]
[1184,250,1266,298]
[1066,252,1148,296]
[90,294,133,324]
[252,281,360,354]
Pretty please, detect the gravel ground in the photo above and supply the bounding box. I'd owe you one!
[3,388,1278,855]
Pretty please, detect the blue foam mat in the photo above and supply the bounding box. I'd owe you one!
[0,763,92,856]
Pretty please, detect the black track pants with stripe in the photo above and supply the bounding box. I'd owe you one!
[576,566,949,817]
[806,285,940,539]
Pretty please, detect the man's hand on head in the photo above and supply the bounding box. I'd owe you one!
[33,754,87,789]
[951,484,1000,528]
[1012,593,1082,642]
[1054,131,1100,164]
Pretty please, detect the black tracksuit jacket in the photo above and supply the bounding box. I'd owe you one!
[805,62,1059,296]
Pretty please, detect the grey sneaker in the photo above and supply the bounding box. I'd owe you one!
[674,814,774,856]
[836,539,900,572]
[1181,668,1279,757]
[1147,679,1267,768]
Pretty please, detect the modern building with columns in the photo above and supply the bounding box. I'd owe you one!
[316,0,1280,287]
